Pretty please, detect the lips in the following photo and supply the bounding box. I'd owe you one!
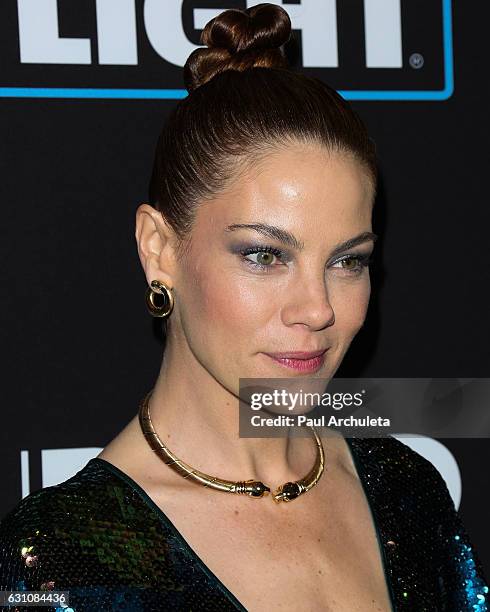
[264,348,328,360]
[263,348,329,373]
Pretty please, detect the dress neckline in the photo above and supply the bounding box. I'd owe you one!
[87,436,396,612]
[87,456,248,611]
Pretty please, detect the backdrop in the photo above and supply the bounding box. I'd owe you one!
[1,0,488,573]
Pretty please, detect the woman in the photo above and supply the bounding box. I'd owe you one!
[0,4,487,611]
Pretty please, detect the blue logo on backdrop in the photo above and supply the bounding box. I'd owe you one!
[0,0,453,101]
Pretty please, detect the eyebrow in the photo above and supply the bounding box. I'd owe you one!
[224,223,378,256]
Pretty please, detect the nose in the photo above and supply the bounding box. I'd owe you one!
[280,274,335,331]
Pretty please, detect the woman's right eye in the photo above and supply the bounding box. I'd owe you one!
[239,246,285,271]
[245,251,278,266]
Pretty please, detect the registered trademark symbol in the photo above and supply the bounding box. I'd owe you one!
[409,53,424,69]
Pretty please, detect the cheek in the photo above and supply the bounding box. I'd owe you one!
[180,263,269,337]
[330,277,371,335]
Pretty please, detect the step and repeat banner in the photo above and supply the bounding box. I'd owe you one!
[1,0,488,571]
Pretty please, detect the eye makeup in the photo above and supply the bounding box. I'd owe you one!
[238,245,289,272]
[230,242,373,275]
[330,252,373,275]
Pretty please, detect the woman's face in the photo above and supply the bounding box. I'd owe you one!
[167,143,375,390]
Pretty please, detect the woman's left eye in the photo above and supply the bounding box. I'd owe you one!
[331,254,371,274]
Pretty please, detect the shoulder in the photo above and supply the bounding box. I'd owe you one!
[0,459,118,537]
[361,436,489,605]
[349,434,449,485]
[0,459,133,591]
[347,434,457,519]
[0,459,248,609]
[351,436,489,603]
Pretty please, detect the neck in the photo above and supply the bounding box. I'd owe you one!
[145,334,319,487]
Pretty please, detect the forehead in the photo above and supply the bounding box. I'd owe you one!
[197,143,374,240]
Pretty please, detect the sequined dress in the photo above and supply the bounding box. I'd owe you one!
[0,435,487,611]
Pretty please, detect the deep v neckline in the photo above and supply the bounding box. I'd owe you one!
[88,456,248,610]
[88,438,396,612]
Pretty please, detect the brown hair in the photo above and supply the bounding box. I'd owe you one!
[148,3,377,253]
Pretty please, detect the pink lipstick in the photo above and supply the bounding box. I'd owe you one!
[263,349,328,373]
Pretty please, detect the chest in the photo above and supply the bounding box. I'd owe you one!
[149,472,394,612]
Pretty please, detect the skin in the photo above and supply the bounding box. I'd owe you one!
[99,142,376,487]
[97,143,390,611]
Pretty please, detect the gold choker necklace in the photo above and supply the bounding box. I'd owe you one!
[138,389,326,503]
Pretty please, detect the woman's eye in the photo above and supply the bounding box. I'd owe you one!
[240,246,285,270]
[246,251,278,266]
[331,254,371,274]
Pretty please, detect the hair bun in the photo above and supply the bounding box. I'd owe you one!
[184,3,291,93]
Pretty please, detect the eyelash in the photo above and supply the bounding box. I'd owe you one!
[239,245,372,275]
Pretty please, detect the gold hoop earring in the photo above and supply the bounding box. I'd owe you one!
[145,280,174,318]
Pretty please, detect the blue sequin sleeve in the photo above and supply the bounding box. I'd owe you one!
[0,465,245,611]
[435,471,489,611]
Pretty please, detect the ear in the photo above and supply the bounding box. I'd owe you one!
[135,203,178,288]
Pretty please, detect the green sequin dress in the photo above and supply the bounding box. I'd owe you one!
[0,436,488,611]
